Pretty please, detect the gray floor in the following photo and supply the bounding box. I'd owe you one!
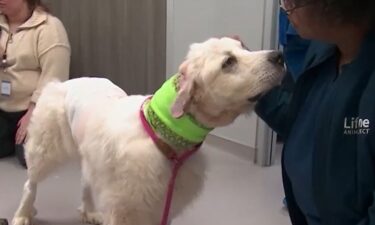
[0,139,290,225]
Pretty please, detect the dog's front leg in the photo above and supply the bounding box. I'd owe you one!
[12,180,38,225]
[79,183,103,225]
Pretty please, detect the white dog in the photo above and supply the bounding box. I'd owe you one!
[12,37,285,225]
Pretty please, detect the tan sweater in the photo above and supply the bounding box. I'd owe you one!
[0,9,70,112]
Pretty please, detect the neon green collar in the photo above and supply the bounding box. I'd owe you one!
[144,74,212,149]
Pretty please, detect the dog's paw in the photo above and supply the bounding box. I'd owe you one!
[79,210,103,225]
[12,217,32,225]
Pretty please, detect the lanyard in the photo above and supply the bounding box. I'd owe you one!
[1,31,13,68]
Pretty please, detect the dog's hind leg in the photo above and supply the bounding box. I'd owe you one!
[13,81,75,225]
[13,142,67,225]
[79,161,103,225]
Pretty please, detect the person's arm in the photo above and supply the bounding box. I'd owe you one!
[356,118,375,224]
[345,77,375,225]
[15,46,70,144]
[31,17,71,103]
[15,16,70,144]
[30,44,70,102]
[255,72,294,139]
[15,102,35,144]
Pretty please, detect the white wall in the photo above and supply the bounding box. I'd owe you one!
[167,0,277,149]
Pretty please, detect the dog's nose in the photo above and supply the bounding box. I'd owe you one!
[267,51,284,66]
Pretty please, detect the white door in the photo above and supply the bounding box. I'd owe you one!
[166,0,279,166]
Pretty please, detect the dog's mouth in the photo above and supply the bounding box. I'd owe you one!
[247,93,263,102]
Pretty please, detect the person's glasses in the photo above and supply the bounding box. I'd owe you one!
[279,0,312,14]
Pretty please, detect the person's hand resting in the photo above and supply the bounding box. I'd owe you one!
[15,103,35,145]
[228,35,249,50]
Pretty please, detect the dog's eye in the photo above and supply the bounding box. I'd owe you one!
[222,56,237,70]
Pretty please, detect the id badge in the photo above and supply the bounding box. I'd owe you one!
[1,80,11,96]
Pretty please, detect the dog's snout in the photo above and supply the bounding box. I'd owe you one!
[267,51,284,66]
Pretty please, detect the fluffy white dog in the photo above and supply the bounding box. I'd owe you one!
[12,37,285,225]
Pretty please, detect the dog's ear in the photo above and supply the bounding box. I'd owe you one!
[171,61,195,118]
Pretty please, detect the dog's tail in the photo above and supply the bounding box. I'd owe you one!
[25,80,78,179]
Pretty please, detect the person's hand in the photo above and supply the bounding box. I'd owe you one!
[15,103,35,144]
[227,35,249,50]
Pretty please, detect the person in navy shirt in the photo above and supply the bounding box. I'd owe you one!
[256,0,375,224]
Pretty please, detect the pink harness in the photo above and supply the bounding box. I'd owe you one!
[139,98,201,225]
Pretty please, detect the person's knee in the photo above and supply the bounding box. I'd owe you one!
[0,115,15,158]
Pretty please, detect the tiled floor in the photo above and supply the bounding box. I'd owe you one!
[0,138,290,225]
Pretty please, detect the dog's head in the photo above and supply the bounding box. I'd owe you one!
[171,37,285,127]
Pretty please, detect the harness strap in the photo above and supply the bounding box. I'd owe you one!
[139,98,200,225]
[160,149,197,225]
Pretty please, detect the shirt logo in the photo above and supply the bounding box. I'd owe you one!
[344,117,371,135]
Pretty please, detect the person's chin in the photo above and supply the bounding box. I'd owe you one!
[293,28,314,40]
